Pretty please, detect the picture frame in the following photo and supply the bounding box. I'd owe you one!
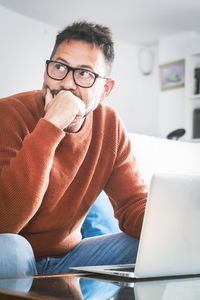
[159,59,185,91]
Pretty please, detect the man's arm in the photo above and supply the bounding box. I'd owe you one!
[0,112,64,233]
[104,120,148,238]
[0,90,86,233]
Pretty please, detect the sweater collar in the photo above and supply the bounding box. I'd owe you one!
[62,111,93,144]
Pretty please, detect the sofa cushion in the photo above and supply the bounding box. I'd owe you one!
[129,133,200,185]
[81,191,120,238]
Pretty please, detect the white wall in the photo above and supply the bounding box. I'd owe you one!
[0,5,160,137]
[108,42,159,136]
[158,32,200,138]
[0,6,57,97]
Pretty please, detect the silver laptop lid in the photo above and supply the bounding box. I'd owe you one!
[135,173,200,278]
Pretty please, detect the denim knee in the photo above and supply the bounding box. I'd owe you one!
[0,233,37,276]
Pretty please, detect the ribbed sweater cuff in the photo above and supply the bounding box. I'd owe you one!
[33,118,65,151]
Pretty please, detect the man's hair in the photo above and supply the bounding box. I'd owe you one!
[50,20,115,75]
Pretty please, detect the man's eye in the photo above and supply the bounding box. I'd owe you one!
[79,70,91,78]
[55,63,66,72]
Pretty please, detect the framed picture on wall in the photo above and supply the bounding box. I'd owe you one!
[159,60,185,91]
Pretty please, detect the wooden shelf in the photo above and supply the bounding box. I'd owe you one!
[188,94,200,100]
[185,54,200,141]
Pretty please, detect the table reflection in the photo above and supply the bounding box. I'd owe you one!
[0,274,200,299]
[0,274,124,299]
[134,277,200,300]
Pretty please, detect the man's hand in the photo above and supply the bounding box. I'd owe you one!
[43,89,86,131]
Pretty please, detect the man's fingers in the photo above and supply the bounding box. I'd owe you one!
[74,97,86,117]
[45,88,52,107]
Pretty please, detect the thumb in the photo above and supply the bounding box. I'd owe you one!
[45,88,52,107]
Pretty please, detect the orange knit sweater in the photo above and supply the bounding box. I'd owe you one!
[0,90,147,260]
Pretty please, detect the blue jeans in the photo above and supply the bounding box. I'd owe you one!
[0,232,138,276]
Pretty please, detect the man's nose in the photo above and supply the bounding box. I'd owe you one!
[61,70,76,89]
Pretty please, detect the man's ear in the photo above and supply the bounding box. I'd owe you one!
[100,78,115,102]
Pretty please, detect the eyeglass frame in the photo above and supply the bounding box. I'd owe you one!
[46,60,108,88]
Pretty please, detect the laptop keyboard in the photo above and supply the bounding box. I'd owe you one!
[109,267,135,272]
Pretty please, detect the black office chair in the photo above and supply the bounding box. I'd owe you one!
[166,128,186,140]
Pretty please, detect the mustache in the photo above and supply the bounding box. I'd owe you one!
[51,88,66,97]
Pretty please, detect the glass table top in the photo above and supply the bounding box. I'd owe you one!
[1,273,200,299]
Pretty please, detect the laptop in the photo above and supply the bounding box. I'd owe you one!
[71,173,200,279]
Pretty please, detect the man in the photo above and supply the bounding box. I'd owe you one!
[0,21,147,276]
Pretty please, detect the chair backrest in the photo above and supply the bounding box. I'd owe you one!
[166,128,186,140]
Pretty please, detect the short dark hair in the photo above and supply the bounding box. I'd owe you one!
[50,20,115,75]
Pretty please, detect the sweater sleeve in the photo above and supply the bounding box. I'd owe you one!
[0,100,65,233]
[104,119,148,238]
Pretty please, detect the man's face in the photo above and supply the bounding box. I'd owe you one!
[42,39,114,117]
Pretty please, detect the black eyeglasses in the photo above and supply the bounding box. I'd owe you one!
[46,60,107,88]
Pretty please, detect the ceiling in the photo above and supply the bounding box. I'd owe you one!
[0,0,200,44]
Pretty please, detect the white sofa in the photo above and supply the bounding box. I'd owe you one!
[81,133,200,237]
[129,133,200,186]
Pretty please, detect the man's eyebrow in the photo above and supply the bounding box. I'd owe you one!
[55,57,94,71]
[55,57,69,64]
[78,64,94,71]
